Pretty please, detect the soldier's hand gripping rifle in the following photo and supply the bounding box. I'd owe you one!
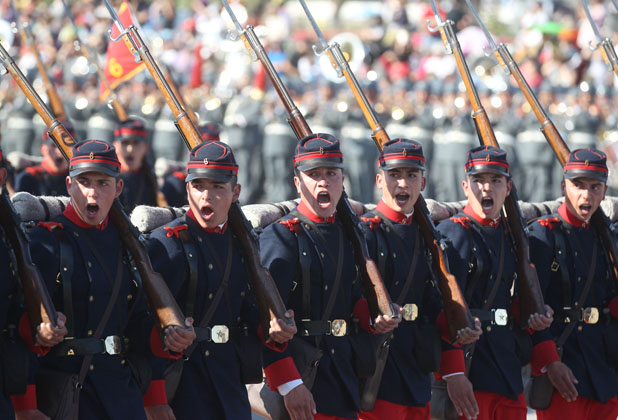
[9,0,67,120]
[581,0,618,78]
[0,42,188,334]
[222,0,399,324]
[466,0,618,292]
[428,0,545,329]
[296,0,472,340]
[103,0,290,338]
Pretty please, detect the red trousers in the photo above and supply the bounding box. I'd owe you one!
[458,391,526,420]
[536,393,618,420]
[314,414,357,420]
[358,399,430,420]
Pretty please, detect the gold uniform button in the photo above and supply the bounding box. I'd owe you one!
[89,364,94,371]
[121,359,126,365]
[324,285,328,291]
[89,296,94,302]
[205,350,210,357]
[87,330,93,336]
[331,349,335,354]
[486,326,492,332]
[208,293,213,300]
[577,326,583,332]
[320,253,325,259]
[208,264,214,270]
[87,261,92,268]
[127,294,133,301]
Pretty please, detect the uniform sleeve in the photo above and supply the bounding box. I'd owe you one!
[259,222,302,390]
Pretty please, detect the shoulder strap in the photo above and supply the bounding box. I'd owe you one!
[482,233,505,311]
[52,227,75,337]
[176,226,199,319]
[396,232,421,306]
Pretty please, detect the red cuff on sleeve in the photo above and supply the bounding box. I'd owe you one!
[142,379,168,407]
[353,298,376,333]
[436,311,460,345]
[258,324,288,353]
[609,297,618,320]
[438,349,465,378]
[264,357,301,391]
[18,313,50,356]
[149,327,182,359]
[10,384,37,411]
[530,340,560,376]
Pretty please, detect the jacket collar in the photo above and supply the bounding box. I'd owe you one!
[63,202,109,230]
[297,200,335,224]
[558,202,589,229]
[186,208,228,234]
[463,203,501,229]
[376,200,413,225]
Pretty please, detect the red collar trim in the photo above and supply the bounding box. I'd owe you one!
[63,202,109,230]
[41,160,68,176]
[463,203,501,228]
[297,200,335,224]
[186,208,228,234]
[376,200,413,225]
[558,202,589,228]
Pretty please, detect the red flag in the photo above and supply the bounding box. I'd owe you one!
[99,2,145,101]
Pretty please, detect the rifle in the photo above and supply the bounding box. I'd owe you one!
[428,0,545,328]
[103,0,290,337]
[0,188,59,337]
[466,0,618,292]
[581,0,618,78]
[9,0,67,120]
[296,0,472,339]
[222,0,399,323]
[0,42,187,333]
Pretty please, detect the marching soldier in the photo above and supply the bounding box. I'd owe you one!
[528,148,618,419]
[112,118,159,212]
[358,139,480,420]
[13,122,75,197]
[28,140,195,419]
[259,133,401,420]
[0,148,67,419]
[435,146,553,420]
[147,140,296,419]
[161,123,221,208]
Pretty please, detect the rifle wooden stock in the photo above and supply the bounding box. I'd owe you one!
[438,19,545,327]
[162,67,198,126]
[116,24,289,336]
[497,43,618,291]
[600,40,618,79]
[0,43,186,331]
[238,25,397,320]
[322,41,473,339]
[0,190,58,337]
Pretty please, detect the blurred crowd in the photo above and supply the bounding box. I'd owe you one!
[2,0,618,206]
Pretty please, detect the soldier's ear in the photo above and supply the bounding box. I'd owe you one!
[560,179,566,197]
[115,178,124,198]
[232,183,241,202]
[506,178,513,196]
[421,175,426,192]
[66,175,73,192]
[294,176,301,195]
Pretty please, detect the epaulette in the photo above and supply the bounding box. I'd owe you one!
[172,171,185,182]
[37,221,63,232]
[279,218,301,232]
[25,166,44,177]
[360,215,381,230]
[164,224,188,238]
[537,217,561,230]
[450,216,471,228]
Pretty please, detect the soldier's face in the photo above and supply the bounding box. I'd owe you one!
[294,167,344,219]
[462,173,512,221]
[41,143,68,173]
[113,139,149,172]
[66,172,123,226]
[377,168,425,215]
[562,177,607,222]
[186,178,240,229]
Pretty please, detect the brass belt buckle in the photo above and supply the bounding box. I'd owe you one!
[329,319,347,337]
[104,336,122,355]
[211,325,229,343]
[493,309,508,326]
[402,303,418,321]
[583,307,599,324]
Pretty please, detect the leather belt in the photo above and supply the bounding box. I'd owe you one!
[471,308,509,326]
[556,307,600,324]
[299,319,347,337]
[194,325,230,343]
[50,335,126,357]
